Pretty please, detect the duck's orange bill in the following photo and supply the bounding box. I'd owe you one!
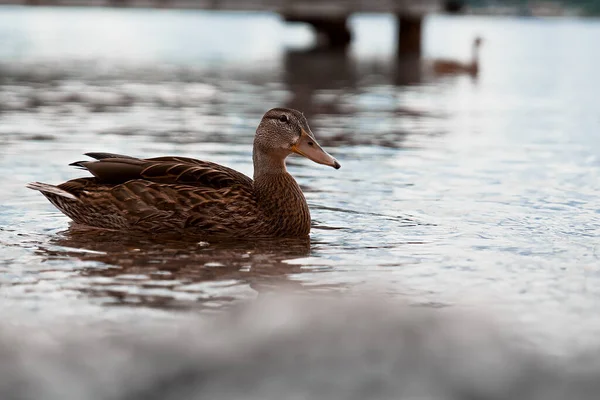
[291,130,341,170]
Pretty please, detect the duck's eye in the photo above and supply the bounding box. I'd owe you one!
[279,115,288,123]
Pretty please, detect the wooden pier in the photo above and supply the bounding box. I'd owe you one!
[0,0,451,55]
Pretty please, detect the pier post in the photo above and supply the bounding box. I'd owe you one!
[284,15,352,50]
[396,14,423,57]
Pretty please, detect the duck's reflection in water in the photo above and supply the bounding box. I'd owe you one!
[37,226,332,310]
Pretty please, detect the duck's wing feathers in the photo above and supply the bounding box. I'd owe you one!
[38,153,259,233]
[72,153,253,188]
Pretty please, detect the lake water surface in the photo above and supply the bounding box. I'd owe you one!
[1,7,600,351]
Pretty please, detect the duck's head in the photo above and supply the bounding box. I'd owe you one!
[255,108,340,170]
[474,36,483,47]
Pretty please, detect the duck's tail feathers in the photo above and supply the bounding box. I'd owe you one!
[26,182,79,201]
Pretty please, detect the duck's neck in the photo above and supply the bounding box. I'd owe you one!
[252,146,287,179]
[471,43,480,66]
[252,147,311,237]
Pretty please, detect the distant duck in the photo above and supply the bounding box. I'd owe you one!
[433,37,483,77]
[27,108,340,239]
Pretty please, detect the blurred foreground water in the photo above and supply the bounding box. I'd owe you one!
[3,294,600,400]
[1,7,600,393]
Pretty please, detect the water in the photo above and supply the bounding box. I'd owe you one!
[5,295,600,400]
[1,7,600,352]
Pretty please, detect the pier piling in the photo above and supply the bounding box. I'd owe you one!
[397,15,423,57]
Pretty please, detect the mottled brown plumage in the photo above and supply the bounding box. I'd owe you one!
[27,108,341,239]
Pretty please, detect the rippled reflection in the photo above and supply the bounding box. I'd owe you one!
[34,227,316,310]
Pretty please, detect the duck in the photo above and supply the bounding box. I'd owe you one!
[432,36,483,76]
[27,108,341,239]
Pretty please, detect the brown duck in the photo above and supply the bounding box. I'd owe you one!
[27,108,340,238]
[433,36,483,76]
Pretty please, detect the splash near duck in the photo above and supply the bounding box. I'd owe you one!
[27,108,340,238]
